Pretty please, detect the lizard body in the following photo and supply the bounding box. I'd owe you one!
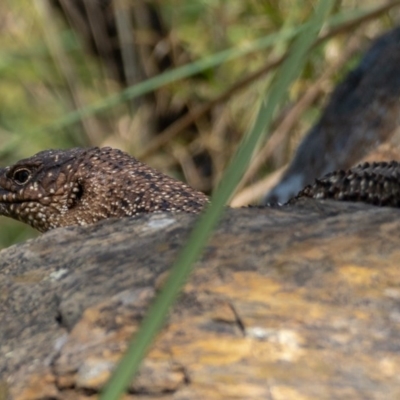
[0,147,399,232]
[293,161,400,207]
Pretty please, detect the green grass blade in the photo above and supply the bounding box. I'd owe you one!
[99,1,335,399]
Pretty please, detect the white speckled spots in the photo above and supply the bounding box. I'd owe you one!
[0,147,208,232]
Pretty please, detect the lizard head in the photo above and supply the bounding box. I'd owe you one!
[0,148,89,232]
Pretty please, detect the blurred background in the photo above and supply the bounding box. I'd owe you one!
[0,0,399,248]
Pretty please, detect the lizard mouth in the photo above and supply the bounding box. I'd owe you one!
[0,188,41,205]
[0,188,13,203]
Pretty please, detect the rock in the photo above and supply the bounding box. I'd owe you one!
[2,202,400,399]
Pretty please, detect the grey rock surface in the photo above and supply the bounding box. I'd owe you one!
[1,202,400,399]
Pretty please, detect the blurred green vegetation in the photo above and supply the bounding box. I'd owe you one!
[0,0,399,249]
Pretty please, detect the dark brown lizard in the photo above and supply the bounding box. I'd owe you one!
[0,147,209,232]
[0,147,399,233]
[291,161,400,207]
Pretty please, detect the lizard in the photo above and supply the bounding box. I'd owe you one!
[292,160,400,207]
[0,147,208,232]
[0,147,399,233]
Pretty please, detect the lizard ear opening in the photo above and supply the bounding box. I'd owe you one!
[67,182,84,209]
[75,183,84,201]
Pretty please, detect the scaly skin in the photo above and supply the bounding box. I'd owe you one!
[0,147,209,232]
[1,147,399,232]
[293,161,400,207]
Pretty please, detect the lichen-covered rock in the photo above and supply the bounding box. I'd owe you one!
[1,201,400,399]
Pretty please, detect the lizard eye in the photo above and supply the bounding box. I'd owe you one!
[12,168,31,185]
